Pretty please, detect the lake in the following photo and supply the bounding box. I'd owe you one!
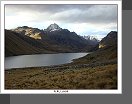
[5,53,88,69]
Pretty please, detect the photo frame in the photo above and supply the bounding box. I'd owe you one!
[1,0,122,94]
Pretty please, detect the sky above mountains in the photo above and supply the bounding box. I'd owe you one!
[5,4,117,40]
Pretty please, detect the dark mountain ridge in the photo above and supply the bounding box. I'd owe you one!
[5,24,117,57]
[5,24,94,57]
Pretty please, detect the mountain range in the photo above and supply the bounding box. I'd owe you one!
[5,23,117,57]
[81,35,99,45]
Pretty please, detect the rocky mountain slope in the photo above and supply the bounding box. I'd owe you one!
[46,23,62,32]
[5,24,96,57]
[99,31,117,48]
[11,26,43,40]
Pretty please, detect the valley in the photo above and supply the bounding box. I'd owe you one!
[5,24,117,89]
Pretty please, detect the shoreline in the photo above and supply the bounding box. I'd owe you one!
[5,52,89,70]
[5,58,116,71]
[5,51,90,58]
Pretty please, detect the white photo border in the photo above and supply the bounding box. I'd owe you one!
[1,1,122,94]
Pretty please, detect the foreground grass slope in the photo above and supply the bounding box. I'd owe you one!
[5,64,117,89]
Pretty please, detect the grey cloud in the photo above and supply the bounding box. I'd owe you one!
[51,5,117,24]
[5,4,93,13]
[5,4,117,32]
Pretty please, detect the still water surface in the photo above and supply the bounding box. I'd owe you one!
[5,53,88,69]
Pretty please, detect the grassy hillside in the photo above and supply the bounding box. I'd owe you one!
[72,46,117,65]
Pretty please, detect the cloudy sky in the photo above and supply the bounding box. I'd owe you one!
[5,4,117,40]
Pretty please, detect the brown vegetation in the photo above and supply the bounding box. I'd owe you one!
[5,63,117,89]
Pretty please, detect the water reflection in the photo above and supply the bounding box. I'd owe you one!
[5,53,88,69]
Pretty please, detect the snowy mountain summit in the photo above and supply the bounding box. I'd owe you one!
[47,23,62,32]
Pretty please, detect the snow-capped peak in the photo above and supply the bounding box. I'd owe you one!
[83,35,100,42]
[47,23,61,32]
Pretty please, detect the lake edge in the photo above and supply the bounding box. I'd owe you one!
[5,52,89,69]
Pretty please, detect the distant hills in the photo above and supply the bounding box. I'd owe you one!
[5,23,117,57]
[81,35,99,45]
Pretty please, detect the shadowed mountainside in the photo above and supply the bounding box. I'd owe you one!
[5,24,97,57]
[5,30,58,57]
